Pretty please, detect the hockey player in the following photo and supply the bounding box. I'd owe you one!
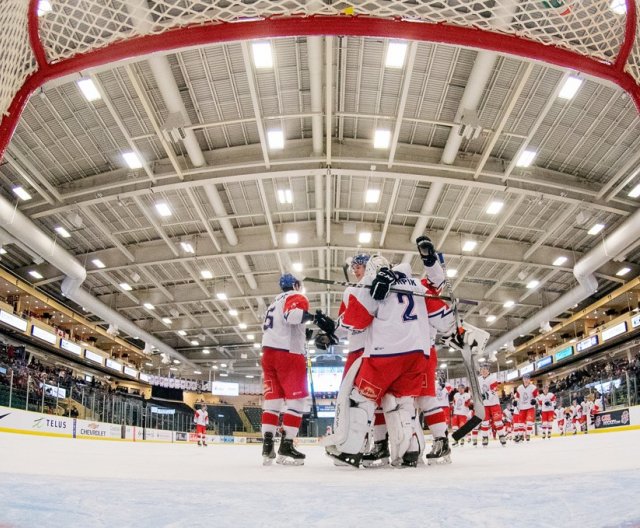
[324,253,390,467]
[511,398,523,442]
[514,375,538,441]
[260,273,315,465]
[580,398,591,433]
[194,403,209,446]
[325,256,431,468]
[555,404,566,435]
[573,398,587,434]
[451,383,471,445]
[537,384,556,439]
[502,406,513,441]
[478,364,507,446]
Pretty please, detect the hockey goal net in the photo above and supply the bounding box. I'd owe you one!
[0,0,638,157]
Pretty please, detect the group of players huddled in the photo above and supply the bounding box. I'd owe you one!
[257,235,599,468]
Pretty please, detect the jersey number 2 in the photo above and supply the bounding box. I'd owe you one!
[396,293,417,322]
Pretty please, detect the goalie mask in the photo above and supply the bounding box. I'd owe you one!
[363,254,390,283]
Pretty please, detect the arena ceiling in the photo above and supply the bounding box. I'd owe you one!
[0,33,639,379]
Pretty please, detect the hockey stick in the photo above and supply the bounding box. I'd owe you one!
[303,276,477,305]
[342,259,351,282]
[435,253,486,440]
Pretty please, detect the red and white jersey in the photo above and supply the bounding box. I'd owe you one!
[478,373,501,406]
[336,286,367,353]
[340,263,431,358]
[581,401,591,417]
[453,391,471,417]
[537,391,556,411]
[421,261,455,347]
[592,398,603,415]
[555,407,565,421]
[571,404,583,419]
[193,409,209,426]
[261,290,310,355]
[515,383,539,410]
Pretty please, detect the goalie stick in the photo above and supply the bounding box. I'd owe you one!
[303,276,477,305]
[435,252,486,441]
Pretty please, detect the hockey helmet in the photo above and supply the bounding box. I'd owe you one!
[522,373,531,380]
[279,273,301,291]
[351,253,370,268]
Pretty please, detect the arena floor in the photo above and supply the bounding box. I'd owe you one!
[1,430,639,528]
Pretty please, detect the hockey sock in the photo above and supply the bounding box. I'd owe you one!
[262,398,284,437]
[282,398,305,439]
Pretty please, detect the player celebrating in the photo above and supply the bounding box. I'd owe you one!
[478,364,507,446]
[325,256,431,468]
[193,403,209,446]
[451,383,471,445]
[514,375,538,441]
[260,273,315,465]
[555,404,566,435]
[537,384,556,439]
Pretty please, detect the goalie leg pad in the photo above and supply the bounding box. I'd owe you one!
[327,357,363,448]
[331,388,375,455]
[382,394,418,465]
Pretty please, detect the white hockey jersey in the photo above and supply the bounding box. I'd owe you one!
[478,373,501,406]
[515,383,539,410]
[261,290,310,355]
[537,391,556,411]
[453,391,471,417]
[340,263,431,358]
[336,286,367,354]
[193,409,209,426]
[555,407,565,421]
[435,383,452,408]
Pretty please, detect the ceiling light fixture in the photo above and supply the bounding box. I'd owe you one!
[292,262,303,272]
[285,232,299,244]
[77,78,101,102]
[587,223,605,235]
[12,186,32,201]
[553,256,568,266]
[178,330,187,336]
[239,323,247,330]
[446,269,457,278]
[180,242,195,253]
[37,0,52,16]
[55,226,71,238]
[29,270,43,280]
[190,340,199,346]
[162,318,172,325]
[526,280,540,289]
[122,151,143,169]
[216,292,227,300]
[558,76,583,100]
[252,41,273,68]
[486,201,504,215]
[119,282,132,291]
[462,240,477,252]
[143,303,154,310]
[358,232,372,244]
[365,189,381,203]
[155,202,172,217]
[610,0,627,14]
[486,315,496,323]
[516,150,536,168]
[200,270,213,279]
[628,183,640,198]
[373,129,391,149]
[616,267,631,276]
[385,41,408,68]
[267,129,284,150]
[92,259,105,269]
[229,309,238,316]
[504,300,515,309]
[277,189,293,204]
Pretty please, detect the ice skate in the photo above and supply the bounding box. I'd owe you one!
[262,432,276,466]
[472,438,478,447]
[482,436,489,447]
[499,434,507,446]
[197,441,202,447]
[276,433,305,466]
[325,445,361,468]
[361,437,390,468]
[460,438,465,446]
[426,436,452,465]
[395,451,419,468]
[202,441,207,447]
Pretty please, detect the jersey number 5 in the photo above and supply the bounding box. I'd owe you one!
[396,293,417,322]
[263,305,276,331]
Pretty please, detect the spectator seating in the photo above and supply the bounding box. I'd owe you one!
[207,404,244,434]
[243,406,262,432]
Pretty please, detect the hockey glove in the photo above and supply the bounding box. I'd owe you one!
[314,332,338,350]
[481,392,489,402]
[305,328,314,341]
[444,328,465,350]
[314,310,336,335]
[301,311,315,324]
[530,399,537,406]
[416,236,438,267]
[370,267,396,301]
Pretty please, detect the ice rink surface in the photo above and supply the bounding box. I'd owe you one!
[1,431,639,528]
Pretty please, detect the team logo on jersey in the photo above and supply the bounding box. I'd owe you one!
[263,379,274,396]
[356,378,382,400]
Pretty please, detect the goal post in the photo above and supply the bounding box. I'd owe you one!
[0,0,638,159]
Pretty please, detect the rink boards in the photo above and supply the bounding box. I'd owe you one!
[1,404,639,445]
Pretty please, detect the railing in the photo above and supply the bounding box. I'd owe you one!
[554,371,640,410]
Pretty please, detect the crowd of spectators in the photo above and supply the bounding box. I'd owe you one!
[549,352,640,393]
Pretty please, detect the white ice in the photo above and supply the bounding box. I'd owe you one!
[1,431,640,528]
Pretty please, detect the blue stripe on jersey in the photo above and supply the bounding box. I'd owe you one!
[428,308,452,319]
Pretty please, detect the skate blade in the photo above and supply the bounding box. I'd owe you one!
[361,457,390,469]
[263,456,275,466]
[427,455,452,465]
[276,455,304,466]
